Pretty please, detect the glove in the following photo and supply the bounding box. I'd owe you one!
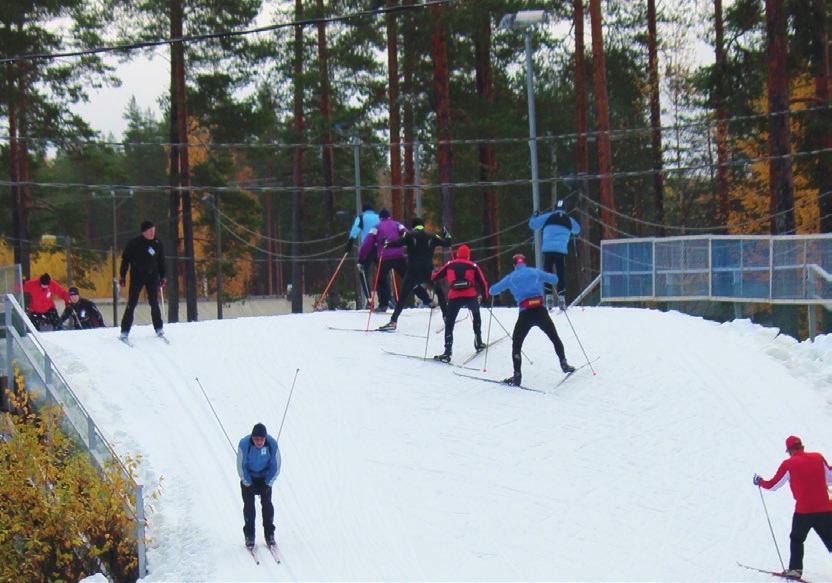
[345,239,354,253]
[160,278,167,288]
[382,241,389,248]
[242,480,251,487]
[533,210,540,217]
[118,278,126,288]
[753,474,762,486]
[442,227,451,239]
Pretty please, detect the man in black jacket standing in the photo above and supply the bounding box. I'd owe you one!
[119,221,166,340]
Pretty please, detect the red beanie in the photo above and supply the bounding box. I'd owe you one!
[512,253,526,266]
[785,435,803,452]
[457,244,471,260]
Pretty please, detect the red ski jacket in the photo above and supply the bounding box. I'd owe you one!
[432,258,489,302]
[23,279,70,314]
[759,450,832,514]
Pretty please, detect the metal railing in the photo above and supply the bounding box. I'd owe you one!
[1,293,146,579]
[0,264,23,306]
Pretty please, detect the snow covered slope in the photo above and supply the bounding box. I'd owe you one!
[42,307,832,581]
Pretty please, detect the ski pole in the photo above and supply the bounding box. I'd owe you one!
[277,368,300,440]
[364,250,385,331]
[313,251,349,311]
[159,283,166,317]
[487,306,533,365]
[757,484,786,572]
[560,307,596,375]
[482,296,494,372]
[194,376,236,455]
[423,306,435,360]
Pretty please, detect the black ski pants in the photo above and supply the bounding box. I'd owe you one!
[241,478,275,541]
[121,272,163,334]
[511,306,566,375]
[376,257,407,309]
[28,308,61,331]
[543,252,566,297]
[390,263,446,322]
[789,511,832,571]
[443,297,482,353]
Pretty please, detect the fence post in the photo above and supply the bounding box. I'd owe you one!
[4,296,12,412]
[44,354,52,386]
[808,305,816,341]
[136,484,146,578]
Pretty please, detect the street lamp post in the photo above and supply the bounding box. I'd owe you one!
[500,9,549,269]
[93,189,133,326]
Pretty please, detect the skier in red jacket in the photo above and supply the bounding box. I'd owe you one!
[22,273,70,331]
[430,244,489,362]
[754,435,832,578]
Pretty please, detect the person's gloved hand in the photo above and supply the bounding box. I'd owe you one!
[442,227,451,239]
[242,479,251,487]
[533,210,540,217]
[345,239,353,253]
[118,278,126,288]
[382,241,389,248]
[753,474,762,486]
[160,278,167,288]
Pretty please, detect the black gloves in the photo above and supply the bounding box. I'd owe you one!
[345,238,354,253]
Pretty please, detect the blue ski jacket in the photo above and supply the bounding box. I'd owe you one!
[528,210,580,254]
[349,210,381,245]
[237,434,281,487]
[489,264,557,310]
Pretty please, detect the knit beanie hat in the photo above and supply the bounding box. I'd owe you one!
[140,220,155,232]
[39,273,51,286]
[785,435,803,452]
[456,244,471,260]
[512,254,526,266]
[68,286,80,295]
[252,423,267,438]
[411,217,425,228]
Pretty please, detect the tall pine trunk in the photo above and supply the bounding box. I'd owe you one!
[316,0,335,236]
[714,0,731,230]
[812,0,832,233]
[8,63,29,278]
[291,0,305,314]
[402,0,416,224]
[474,7,499,282]
[386,0,403,219]
[431,4,454,235]
[647,0,664,235]
[765,0,795,234]
[172,0,197,321]
[589,0,616,239]
[574,0,593,288]
[167,32,181,323]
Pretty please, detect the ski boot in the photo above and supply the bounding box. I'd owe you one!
[245,536,255,550]
[377,320,397,331]
[433,349,452,363]
[557,293,566,311]
[502,372,522,386]
[474,336,486,353]
[544,293,554,310]
[265,534,276,547]
[560,358,576,373]
[155,328,165,338]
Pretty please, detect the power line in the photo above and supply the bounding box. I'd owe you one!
[0,0,452,65]
[5,141,832,194]
[4,103,830,151]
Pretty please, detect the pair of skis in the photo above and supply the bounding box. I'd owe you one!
[453,356,600,394]
[328,326,426,340]
[118,334,169,348]
[737,562,810,582]
[247,543,282,565]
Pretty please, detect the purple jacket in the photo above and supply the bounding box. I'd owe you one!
[359,218,407,262]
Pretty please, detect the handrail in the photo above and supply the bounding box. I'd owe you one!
[570,274,601,309]
[1,293,146,578]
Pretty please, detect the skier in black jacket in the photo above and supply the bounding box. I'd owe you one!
[119,221,166,340]
[59,287,106,329]
[377,217,451,331]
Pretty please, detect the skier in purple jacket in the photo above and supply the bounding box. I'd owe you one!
[358,208,407,312]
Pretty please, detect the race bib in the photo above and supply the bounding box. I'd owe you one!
[148,247,156,256]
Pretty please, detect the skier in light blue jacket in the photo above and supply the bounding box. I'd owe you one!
[237,422,281,549]
[489,254,574,385]
[345,204,381,302]
[528,199,580,307]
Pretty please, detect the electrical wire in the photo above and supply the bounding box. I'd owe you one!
[0,0,452,65]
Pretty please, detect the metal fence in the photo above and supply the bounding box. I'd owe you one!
[1,292,146,579]
[0,264,23,306]
[601,234,832,304]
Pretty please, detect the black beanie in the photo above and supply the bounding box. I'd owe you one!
[39,273,51,286]
[140,220,155,232]
[379,208,391,219]
[411,217,424,228]
[68,286,80,295]
[252,423,267,438]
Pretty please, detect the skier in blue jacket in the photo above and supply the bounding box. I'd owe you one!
[489,254,575,385]
[528,199,580,308]
[237,422,281,549]
[345,204,381,303]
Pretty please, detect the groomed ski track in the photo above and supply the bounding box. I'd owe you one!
[42,307,832,581]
